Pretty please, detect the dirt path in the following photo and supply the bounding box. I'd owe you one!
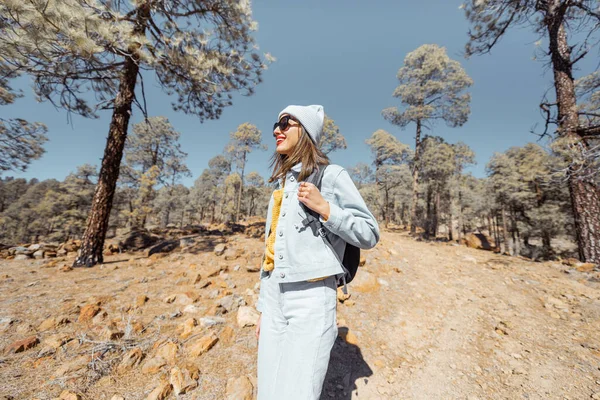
[326,233,600,399]
[1,231,599,399]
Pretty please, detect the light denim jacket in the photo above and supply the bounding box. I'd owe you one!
[256,163,380,312]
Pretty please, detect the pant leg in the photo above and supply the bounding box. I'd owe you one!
[271,276,338,400]
[257,273,288,400]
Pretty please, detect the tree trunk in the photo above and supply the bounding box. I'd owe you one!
[433,191,440,238]
[161,207,170,228]
[546,3,600,263]
[73,4,149,267]
[542,230,552,256]
[383,186,390,228]
[410,119,422,235]
[425,186,432,239]
[501,205,512,255]
[448,205,454,241]
[512,208,520,256]
[235,153,247,223]
[457,191,464,242]
[494,213,501,251]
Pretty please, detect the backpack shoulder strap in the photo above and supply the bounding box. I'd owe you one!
[306,164,327,190]
[300,165,328,232]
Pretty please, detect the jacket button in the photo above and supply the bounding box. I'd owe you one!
[285,193,289,199]
[278,254,283,260]
[282,212,286,217]
[290,176,295,182]
[280,272,285,278]
[279,231,283,237]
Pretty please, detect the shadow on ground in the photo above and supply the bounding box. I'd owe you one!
[321,327,373,400]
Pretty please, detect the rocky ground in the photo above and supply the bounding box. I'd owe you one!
[1,229,599,400]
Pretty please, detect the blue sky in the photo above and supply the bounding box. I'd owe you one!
[4,0,588,186]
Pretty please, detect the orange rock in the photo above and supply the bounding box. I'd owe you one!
[188,334,218,357]
[225,376,253,400]
[78,305,101,323]
[101,327,124,341]
[38,317,56,331]
[179,318,196,339]
[141,356,167,374]
[576,263,596,272]
[135,295,149,308]
[170,366,198,395]
[118,348,144,372]
[5,336,39,354]
[59,390,82,400]
[462,233,493,250]
[205,304,220,316]
[156,342,178,365]
[43,334,71,349]
[336,287,351,302]
[206,265,223,278]
[145,382,172,400]
[219,326,235,346]
[183,291,198,302]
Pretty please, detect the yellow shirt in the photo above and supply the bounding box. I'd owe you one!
[263,185,328,282]
[263,188,283,272]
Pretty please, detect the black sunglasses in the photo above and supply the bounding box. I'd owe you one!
[273,115,299,133]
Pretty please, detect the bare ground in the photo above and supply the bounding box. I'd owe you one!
[1,230,599,400]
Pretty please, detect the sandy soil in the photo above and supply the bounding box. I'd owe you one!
[1,230,599,400]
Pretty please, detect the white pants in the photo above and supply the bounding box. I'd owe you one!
[257,273,338,400]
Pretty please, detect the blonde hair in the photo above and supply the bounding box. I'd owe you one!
[268,126,329,183]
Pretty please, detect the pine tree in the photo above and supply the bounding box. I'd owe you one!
[225,123,264,223]
[0,0,268,266]
[0,63,47,174]
[366,129,412,227]
[319,115,347,155]
[383,44,473,235]
[463,0,600,262]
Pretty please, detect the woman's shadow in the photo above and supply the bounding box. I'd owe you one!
[320,326,373,400]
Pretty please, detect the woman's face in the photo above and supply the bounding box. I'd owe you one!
[273,114,302,155]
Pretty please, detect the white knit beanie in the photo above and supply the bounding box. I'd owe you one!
[278,105,325,144]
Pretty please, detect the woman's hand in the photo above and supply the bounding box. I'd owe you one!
[255,314,261,340]
[297,182,330,221]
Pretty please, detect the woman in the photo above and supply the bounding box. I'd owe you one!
[255,104,379,400]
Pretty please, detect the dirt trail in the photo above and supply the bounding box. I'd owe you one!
[328,233,600,399]
[1,231,599,399]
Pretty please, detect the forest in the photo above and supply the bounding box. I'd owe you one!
[0,0,599,265]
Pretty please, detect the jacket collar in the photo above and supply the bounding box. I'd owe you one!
[277,162,302,188]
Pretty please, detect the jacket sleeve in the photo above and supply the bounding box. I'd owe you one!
[320,168,380,249]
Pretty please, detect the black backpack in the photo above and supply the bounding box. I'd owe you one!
[300,165,360,294]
